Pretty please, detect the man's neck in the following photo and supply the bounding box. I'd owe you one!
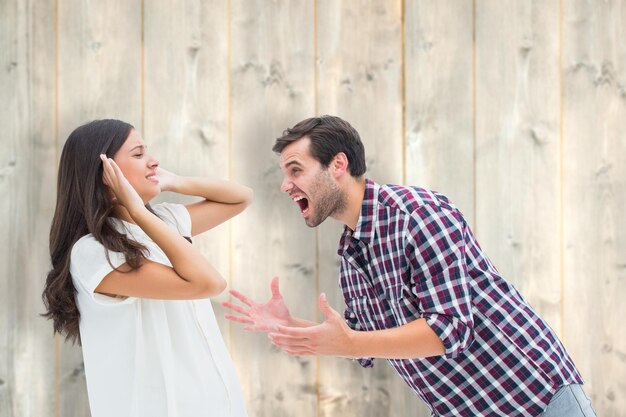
[333,176,367,231]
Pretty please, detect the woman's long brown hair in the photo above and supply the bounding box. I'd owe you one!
[42,119,153,344]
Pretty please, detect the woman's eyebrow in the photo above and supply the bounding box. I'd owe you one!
[128,144,147,152]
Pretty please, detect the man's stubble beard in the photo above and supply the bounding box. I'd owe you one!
[305,169,347,228]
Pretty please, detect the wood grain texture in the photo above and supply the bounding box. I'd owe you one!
[405,0,474,223]
[0,1,57,416]
[56,1,142,415]
[562,0,626,415]
[143,0,232,339]
[0,1,625,416]
[475,0,562,333]
[229,1,317,415]
[316,1,427,416]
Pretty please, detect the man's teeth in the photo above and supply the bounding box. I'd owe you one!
[293,196,304,201]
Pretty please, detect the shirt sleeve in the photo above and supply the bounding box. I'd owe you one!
[152,202,192,237]
[70,236,133,306]
[340,258,376,368]
[407,204,474,359]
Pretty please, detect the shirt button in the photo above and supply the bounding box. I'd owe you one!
[349,312,356,318]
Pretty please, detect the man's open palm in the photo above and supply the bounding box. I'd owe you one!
[223,277,293,332]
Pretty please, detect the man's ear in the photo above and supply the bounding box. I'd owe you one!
[331,152,349,178]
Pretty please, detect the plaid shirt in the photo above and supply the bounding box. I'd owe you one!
[338,179,583,417]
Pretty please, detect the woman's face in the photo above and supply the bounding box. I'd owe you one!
[113,129,160,203]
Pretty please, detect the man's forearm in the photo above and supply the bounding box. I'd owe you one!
[350,318,445,359]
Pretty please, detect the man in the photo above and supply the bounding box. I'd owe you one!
[223,115,596,416]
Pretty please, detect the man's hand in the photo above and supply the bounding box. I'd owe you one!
[268,293,358,358]
[223,277,294,332]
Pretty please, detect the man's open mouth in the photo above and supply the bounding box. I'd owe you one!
[293,195,310,215]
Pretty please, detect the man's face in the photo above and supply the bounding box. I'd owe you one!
[279,137,346,227]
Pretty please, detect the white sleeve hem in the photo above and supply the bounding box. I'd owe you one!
[83,262,136,306]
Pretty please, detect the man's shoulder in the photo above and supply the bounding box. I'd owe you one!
[377,182,454,215]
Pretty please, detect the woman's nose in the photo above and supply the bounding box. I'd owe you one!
[148,155,159,168]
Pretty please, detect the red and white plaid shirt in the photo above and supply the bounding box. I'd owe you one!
[338,179,583,416]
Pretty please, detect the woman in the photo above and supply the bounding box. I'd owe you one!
[42,119,251,417]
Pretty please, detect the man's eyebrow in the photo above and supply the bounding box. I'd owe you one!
[283,160,303,169]
[128,144,146,152]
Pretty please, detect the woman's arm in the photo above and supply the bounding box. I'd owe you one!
[95,156,226,299]
[159,168,253,236]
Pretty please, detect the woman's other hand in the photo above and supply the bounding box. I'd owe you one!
[154,166,179,193]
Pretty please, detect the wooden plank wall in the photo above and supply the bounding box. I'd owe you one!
[0,1,56,417]
[476,1,563,330]
[562,1,626,415]
[1,1,624,416]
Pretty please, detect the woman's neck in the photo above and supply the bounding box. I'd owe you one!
[112,206,136,224]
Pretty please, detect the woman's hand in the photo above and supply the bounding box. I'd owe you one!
[155,166,179,192]
[223,277,294,332]
[100,155,145,213]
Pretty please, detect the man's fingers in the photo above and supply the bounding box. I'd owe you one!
[224,315,254,325]
[270,336,311,351]
[268,333,308,344]
[319,292,330,318]
[222,301,249,316]
[229,290,254,307]
[276,325,314,337]
[270,276,281,299]
[284,349,315,356]
[244,325,272,332]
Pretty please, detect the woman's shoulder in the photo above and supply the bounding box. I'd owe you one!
[70,234,123,268]
[71,233,100,256]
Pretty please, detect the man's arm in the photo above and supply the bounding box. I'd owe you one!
[269,293,445,358]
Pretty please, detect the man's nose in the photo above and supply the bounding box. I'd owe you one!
[280,177,292,193]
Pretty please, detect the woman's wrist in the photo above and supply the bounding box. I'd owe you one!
[128,205,152,222]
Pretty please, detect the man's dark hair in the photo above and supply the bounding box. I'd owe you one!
[273,115,367,177]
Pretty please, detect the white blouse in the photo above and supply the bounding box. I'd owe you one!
[70,202,248,417]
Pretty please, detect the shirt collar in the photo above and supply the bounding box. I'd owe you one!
[337,178,379,255]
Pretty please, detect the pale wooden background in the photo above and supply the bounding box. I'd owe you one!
[1,1,624,416]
